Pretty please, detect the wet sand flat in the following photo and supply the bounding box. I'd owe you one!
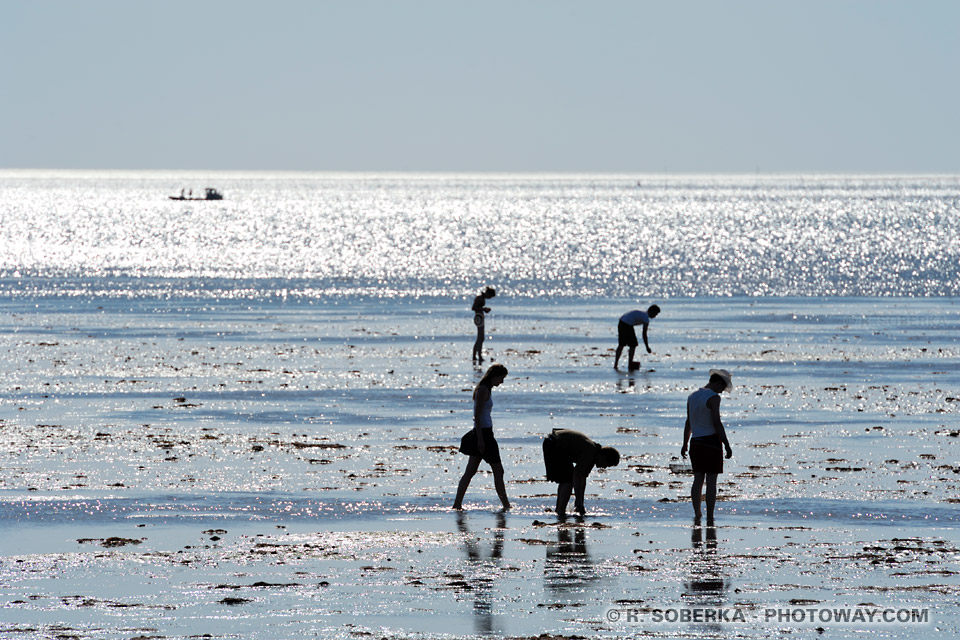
[2,296,959,639]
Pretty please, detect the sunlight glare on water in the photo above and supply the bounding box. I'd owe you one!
[1,171,958,298]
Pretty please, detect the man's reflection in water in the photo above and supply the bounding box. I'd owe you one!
[544,519,600,594]
[456,511,505,635]
[615,369,657,394]
[684,524,730,631]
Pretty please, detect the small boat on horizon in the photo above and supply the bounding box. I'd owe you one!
[169,188,223,201]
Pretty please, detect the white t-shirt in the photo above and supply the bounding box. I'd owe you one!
[687,387,719,438]
[620,310,650,326]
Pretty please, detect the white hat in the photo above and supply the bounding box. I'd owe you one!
[709,369,733,391]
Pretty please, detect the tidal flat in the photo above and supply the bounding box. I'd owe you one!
[1,296,959,639]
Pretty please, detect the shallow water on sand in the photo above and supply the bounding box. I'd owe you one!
[1,295,959,638]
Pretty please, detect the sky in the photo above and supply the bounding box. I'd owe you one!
[2,1,958,173]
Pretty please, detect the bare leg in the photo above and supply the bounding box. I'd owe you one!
[704,473,718,524]
[690,472,705,522]
[453,456,482,509]
[473,325,485,363]
[492,463,510,510]
[614,345,624,368]
[628,345,637,367]
[556,482,573,515]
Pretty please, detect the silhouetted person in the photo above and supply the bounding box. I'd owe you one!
[681,369,733,524]
[542,428,620,516]
[453,364,511,510]
[471,286,496,363]
[614,304,660,370]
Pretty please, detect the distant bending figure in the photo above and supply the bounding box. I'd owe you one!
[681,369,733,524]
[615,304,660,370]
[453,364,511,511]
[542,428,620,516]
[471,286,496,364]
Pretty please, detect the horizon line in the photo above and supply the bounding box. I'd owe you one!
[3,168,959,178]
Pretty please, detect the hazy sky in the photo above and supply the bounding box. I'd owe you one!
[3,1,958,172]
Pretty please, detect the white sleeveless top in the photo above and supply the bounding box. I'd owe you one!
[687,387,718,438]
[475,394,493,429]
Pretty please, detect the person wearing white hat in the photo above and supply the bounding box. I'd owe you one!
[680,369,733,524]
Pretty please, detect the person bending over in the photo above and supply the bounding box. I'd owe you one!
[471,286,496,364]
[542,428,620,516]
[615,304,660,370]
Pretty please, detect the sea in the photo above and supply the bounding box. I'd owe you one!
[1,171,958,639]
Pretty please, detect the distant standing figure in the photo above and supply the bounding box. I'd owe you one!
[542,428,620,516]
[615,305,660,370]
[453,364,511,511]
[471,287,496,364]
[681,369,733,524]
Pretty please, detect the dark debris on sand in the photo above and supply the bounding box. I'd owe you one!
[508,635,588,640]
[214,581,302,589]
[76,537,144,548]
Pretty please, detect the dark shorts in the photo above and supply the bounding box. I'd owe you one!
[474,313,485,328]
[543,436,574,484]
[689,435,724,474]
[617,320,638,348]
[459,428,502,466]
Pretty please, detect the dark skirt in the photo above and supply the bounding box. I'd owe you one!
[459,428,502,466]
[689,434,724,474]
[542,436,574,484]
[617,320,638,347]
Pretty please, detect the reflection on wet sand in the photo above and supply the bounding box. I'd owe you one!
[456,511,506,635]
[544,518,601,594]
[684,524,730,631]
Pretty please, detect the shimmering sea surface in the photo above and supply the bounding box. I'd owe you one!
[2,171,959,298]
[1,172,958,639]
